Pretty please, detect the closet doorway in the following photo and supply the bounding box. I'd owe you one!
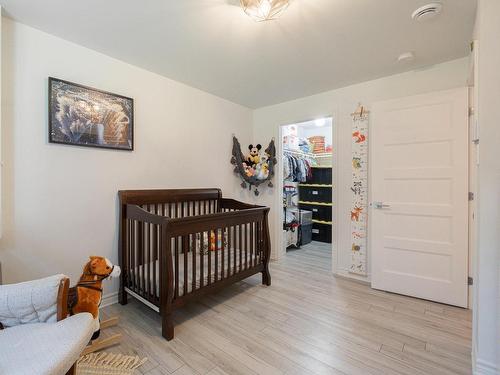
[280,117,336,268]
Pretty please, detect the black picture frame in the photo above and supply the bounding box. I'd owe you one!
[48,77,134,151]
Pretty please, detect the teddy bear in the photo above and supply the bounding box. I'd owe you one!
[247,144,262,167]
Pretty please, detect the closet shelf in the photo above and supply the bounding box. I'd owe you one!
[283,149,316,158]
[298,184,333,188]
[284,149,332,159]
[314,153,332,158]
[312,219,333,225]
[298,201,333,207]
[311,166,332,169]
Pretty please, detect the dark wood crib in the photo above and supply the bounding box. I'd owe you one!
[118,188,271,340]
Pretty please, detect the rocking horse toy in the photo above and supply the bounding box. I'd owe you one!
[69,256,122,355]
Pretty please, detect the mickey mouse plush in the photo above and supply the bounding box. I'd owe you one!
[247,144,262,167]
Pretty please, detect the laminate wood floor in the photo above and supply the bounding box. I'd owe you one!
[101,242,472,375]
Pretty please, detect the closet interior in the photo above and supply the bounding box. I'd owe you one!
[282,118,333,253]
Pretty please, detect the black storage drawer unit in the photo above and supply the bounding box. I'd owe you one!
[299,185,332,203]
[312,222,332,243]
[308,167,332,185]
[301,223,312,245]
[298,203,332,222]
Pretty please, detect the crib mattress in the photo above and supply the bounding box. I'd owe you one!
[129,248,257,297]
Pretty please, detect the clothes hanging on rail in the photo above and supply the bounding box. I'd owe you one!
[283,151,314,182]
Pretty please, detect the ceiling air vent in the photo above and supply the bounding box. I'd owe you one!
[411,3,442,21]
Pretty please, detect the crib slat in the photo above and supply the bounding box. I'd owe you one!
[142,221,146,294]
[221,228,225,279]
[239,224,243,272]
[131,220,136,292]
[137,217,143,292]
[183,235,188,296]
[148,205,153,299]
[207,231,212,285]
[146,218,151,298]
[233,225,237,275]
[214,229,219,282]
[240,223,244,272]
[244,224,248,270]
[192,233,196,292]
[174,237,179,298]
[255,221,258,267]
[200,231,205,287]
[131,220,135,292]
[127,220,131,288]
[250,221,255,268]
[261,220,264,264]
[153,221,157,299]
[256,221,260,266]
[227,225,232,276]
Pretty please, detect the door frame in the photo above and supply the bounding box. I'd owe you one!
[275,115,340,274]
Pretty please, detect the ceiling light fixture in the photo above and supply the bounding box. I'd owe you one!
[241,0,290,22]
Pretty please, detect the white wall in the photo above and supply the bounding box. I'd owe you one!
[253,58,469,280]
[0,9,2,246]
[0,18,252,298]
[473,0,500,373]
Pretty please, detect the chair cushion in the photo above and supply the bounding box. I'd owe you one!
[0,312,94,375]
[0,274,66,327]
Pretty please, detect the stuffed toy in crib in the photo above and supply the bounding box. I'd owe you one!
[68,256,120,339]
[195,231,228,255]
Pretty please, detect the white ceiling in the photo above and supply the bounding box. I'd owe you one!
[1,0,476,108]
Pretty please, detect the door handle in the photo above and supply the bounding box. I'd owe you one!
[372,202,390,209]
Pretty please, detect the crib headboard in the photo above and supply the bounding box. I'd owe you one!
[119,188,222,207]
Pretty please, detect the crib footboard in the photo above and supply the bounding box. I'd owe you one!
[118,190,271,341]
[161,205,270,339]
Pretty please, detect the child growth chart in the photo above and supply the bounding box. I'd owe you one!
[350,106,369,276]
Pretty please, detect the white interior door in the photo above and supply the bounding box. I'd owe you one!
[370,88,468,307]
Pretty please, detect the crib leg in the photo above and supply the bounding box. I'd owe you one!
[162,313,174,341]
[118,284,128,305]
[262,267,271,286]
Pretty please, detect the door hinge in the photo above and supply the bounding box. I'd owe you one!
[468,107,474,117]
[468,192,474,201]
[468,277,473,286]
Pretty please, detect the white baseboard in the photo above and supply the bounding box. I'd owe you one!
[335,268,371,284]
[474,358,498,375]
[100,291,119,309]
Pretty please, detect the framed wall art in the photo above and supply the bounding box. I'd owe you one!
[48,77,134,150]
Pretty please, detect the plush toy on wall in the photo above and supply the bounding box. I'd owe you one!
[247,144,262,167]
[231,136,277,196]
